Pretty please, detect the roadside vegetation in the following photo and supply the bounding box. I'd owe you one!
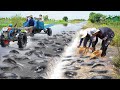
[83,12,120,78]
[0,12,120,78]
[0,15,85,29]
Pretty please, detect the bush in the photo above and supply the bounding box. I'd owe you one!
[89,12,106,23]
[110,34,120,47]
[112,53,120,79]
[112,32,120,78]
[10,15,26,27]
[113,55,120,69]
[0,14,26,29]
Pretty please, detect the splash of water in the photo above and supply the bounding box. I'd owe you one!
[49,30,80,79]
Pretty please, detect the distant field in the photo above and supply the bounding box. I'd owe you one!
[0,15,84,30]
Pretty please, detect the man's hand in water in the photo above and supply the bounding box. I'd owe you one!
[89,47,94,51]
[77,45,80,48]
[85,47,89,49]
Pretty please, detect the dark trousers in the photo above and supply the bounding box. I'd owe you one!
[92,37,114,57]
[100,37,113,56]
[33,27,42,33]
[92,37,98,52]
[79,34,92,48]
[83,34,91,47]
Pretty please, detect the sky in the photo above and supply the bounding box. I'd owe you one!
[0,11,120,20]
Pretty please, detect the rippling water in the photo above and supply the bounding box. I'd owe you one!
[49,30,80,79]
[0,21,87,79]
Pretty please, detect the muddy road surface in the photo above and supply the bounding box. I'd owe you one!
[0,21,116,79]
[0,22,87,79]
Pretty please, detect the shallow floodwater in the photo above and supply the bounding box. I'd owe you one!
[0,22,86,57]
[0,22,87,79]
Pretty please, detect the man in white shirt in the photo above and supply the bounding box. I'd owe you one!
[78,28,98,49]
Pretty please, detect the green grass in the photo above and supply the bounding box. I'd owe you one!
[0,15,26,29]
[83,21,120,47]
[69,20,83,24]
[112,53,120,79]
[112,55,120,69]
[45,20,82,24]
[84,21,120,79]
[0,15,83,30]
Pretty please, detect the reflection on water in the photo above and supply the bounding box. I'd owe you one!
[0,21,87,79]
[51,21,87,35]
[0,21,87,59]
[63,23,68,26]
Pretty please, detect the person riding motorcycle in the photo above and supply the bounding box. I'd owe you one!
[8,24,19,41]
[8,24,13,31]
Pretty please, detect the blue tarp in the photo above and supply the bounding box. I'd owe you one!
[23,20,54,30]
[36,21,44,29]
[23,21,29,27]
[44,24,54,29]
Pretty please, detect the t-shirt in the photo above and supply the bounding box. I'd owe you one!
[85,28,97,37]
[98,27,114,39]
[29,18,35,26]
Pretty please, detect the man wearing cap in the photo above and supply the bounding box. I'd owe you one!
[91,27,115,57]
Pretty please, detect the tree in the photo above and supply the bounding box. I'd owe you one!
[88,12,106,23]
[63,16,68,22]
[88,12,96,23]
[43,15,49,21]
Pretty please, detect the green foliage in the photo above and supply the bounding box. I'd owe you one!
[88,12,120,47]
[43,15,49,21]
[112,52,120,69]
[69,19,85,24]
[63,16,68,22]
[0,14,84,30]
[88,12,120,25]
[86,15,120,78]
[10,15,26,27]
[112,52,120,79]
[89,12,106,23]
[110,31,120,47]
[0,14,26,29]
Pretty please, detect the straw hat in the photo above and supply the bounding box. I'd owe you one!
[79,30,87,38]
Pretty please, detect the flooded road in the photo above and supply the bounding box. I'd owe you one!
[0,21,115,79]
[0,22,87,79]
[0,22,86,57]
